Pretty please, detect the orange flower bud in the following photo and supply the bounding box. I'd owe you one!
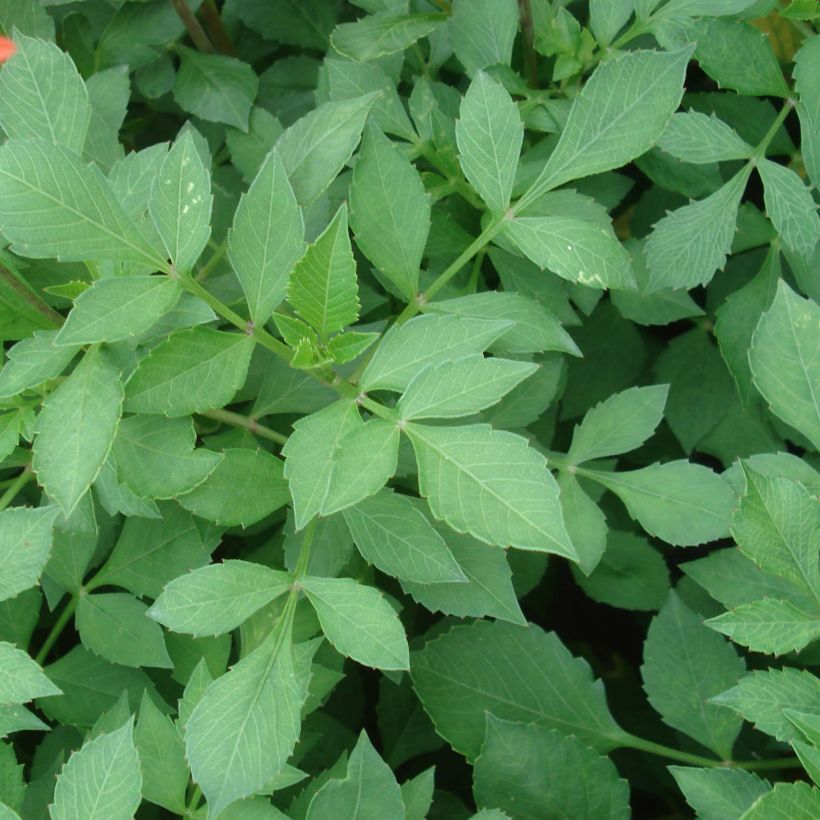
[0,36,16,63]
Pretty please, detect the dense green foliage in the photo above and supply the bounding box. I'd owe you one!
[0,1,818,818]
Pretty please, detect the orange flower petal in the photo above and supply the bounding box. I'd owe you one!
[0,36,16,63]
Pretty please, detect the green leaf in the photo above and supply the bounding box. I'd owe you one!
[423,292,581,357]
[558,471,608,575]
[740,782,820,820]
[276,95,376,207]
[567,385,668,464]
[450,0,518,76]
[505,215,635,289]
[584,461,735,547]
[185,635,310,816]
[400,528,525,625]
[227,147,305,325]
[642,592,745,759]
[112,415,223,500]
[177,447,289,527]
[148,560,291,637]
[0,330,79,399]
[407,422,576,558]
[401,767,435,820]
[326,330,379,364]
[707,599,820,656]
[0,33,90,154]
[645,169,750,291]
[55,276,181,346]
[411,621,625,760]
[0,139,164,267]
[50,718,141,820]
[33,349,124,515]
[732,468,819,597]
[398,354,538,420]
[281,399,359,529]
[287,203,359,338]
[473,716,630,820]
[134,692,188,814]
[342,490,465,584]
[76,592,173,669]
[0,640,61,704]
[331,11,443,61]
[361,314,512,392]
[712,667,820,744]
[528,47,692,196]
[124,327,254,417]
[307,731,405,820]
[590,0,634,46]
[300,576,410,670]
[0,506,59,603]
[148,131,212,274]
[173,46,257,130]
[350,123,430,300]
[669,766,769,820]
[456,71,523,215]
[749,281,820,450]
[657,112,753,164]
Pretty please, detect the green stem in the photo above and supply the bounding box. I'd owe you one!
[195,240,227,281]
[199,0,236,56]
[752,97,795,160]
[0,264,63,327]
[199,408,288,446]
[0,465,33,512]
[34,595,78,666]
[170,0,215,53]
[518,0,538,88]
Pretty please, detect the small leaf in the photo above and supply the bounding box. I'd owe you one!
[300,576,410,671]
[0,640,61,704]
[0,506,59,603]
[657,112,753,164]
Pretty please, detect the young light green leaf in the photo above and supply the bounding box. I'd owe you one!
[706,599,820,656]
[307,731,405,820]
[732,468,819,597]
[343,490,466,584]
[76,592,173,669]
[583,461,735,547]
[711,667,820,744]
[227,147,305,325]
[528,47,692,197]
[287,203,359,338]
[505,216,635,289]
[0,140,165,268]
[50,718,141,820]
[276,95,376,206]
[173,46,257,130]
[134,692,188,814]
[55,276,181,346]
[124,327,254,417]
[398,355,537,420]
[401,527,524,625]
[456,71,523,215]
[0,33,90,154]
[33,349,123,515]
[0,330,79,399]
[645,168,750,291]
[758,159,819,260]
[112,415,222,500]
[360,314,512,392]
[657,112,753,164]
[281,400,360,530]
[300,576,410,670]
[567,385,669,464]
[407,422,576,558]
[177,448,289,527]
[148,560,291,637]
[749,281,820,450]
[0,506,59,603]
[320,418,400,516]
[450,0,518,75]
[350,123,430,300]
[331,11,443,61]
[473,717,630,820]
[412,621,626,760]
[669,766,769,820]
[642,592,745,759]
[185,635,310,817]
[148,131,212,274]
[326,330,379,364]
[0,640,61,704]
